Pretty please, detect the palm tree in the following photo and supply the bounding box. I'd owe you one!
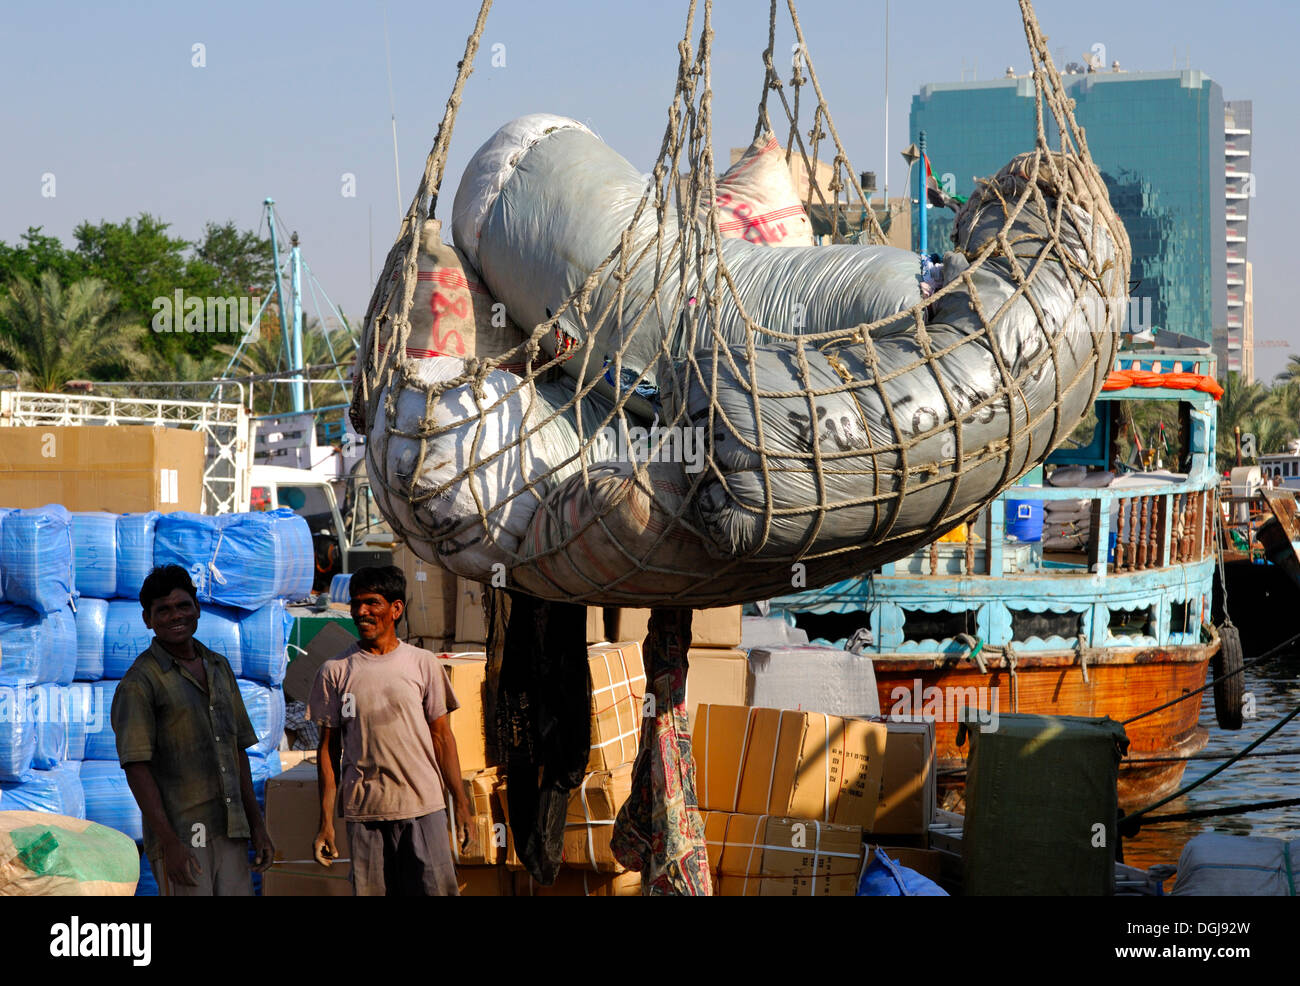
[1275,354,1300,385]
[141,348,230,383]
[216,316,355,414]
[0,272,148,390]
[1215,371,1269,469]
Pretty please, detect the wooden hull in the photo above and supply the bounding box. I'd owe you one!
[871,637,1216,811]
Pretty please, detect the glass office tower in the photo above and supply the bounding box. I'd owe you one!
[910,70,1227,345]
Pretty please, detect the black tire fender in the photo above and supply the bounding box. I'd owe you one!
[1212,624,1245,730]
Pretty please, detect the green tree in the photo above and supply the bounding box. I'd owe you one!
[217,316,354,414]
[1275,354,1300,386]
[0,273,148,390]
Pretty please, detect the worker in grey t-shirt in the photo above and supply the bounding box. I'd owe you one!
[307,565,474,896]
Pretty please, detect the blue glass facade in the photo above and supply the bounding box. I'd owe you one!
[910,71,1226,343]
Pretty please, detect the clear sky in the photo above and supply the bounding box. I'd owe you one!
[2,0,1294,376]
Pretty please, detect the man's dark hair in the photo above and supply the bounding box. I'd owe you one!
[139,565,199,614]
[348,565,406,606]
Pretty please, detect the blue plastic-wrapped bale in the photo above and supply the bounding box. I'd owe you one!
[196,604,243,677]
[329,573,351,604]
[0,505,75,615]
[103,600,154,679]
[0,680,37,782]
[82,679,122,762]
[136,850,158,897]
[74,597,108,682]
[64,683,99,760]
[237,680,285,757]
[0,604,54,685]
[47,605,78,686]
[81,760,143,842]
[0,508,10,603]
[154,509,314,611]
[115,511,159,600]
[72,512,118,599]
[0,761,85,818]
[30,683,68,769]
[248,748,282,810]
[237,600,292,685]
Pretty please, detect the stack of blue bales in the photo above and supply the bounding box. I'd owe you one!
[0,505,313,895]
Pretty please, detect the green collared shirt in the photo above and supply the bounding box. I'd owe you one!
[111,638,259,860]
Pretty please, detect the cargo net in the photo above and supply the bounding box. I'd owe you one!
[354,0,1131,606]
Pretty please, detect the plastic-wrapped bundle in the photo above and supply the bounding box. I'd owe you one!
[197,604,243,678]
[103,600,154,679]
[82,680,121,762]
[0,505,75,615]
[64,682,109,761]
[29,683,68,769]
[0,604,54,685]
[71,512,118,599]
[248,748,282,809]
[368,358,621,579]
[668,160,1123,561]
[453,118,922,412]
[0,680,37,781]
[80,760,143,842]
[236,600,292,686]
[328,573,351,604]
[237,680,285,757]
[0,760,84,818]
[115,512,159,600]
[73,597,108,682]
[136,850,158,897]
[0,508,9,603]
[46,605,78,686]
[0,809,138,895]
[153,510,314,610]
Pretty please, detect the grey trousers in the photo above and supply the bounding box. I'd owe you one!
[347,810,460,897]
[154,837,254,897]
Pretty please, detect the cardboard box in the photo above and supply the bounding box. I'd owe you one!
[395,542,458,640]
[735,709,885,828]
[458,866,513,896]
[587,641,645,772]
[265,762,350,867]
[587,607,605,643]
[871,719,937,835]
[439,655,488,773]
[455,577,487,644]
[702,812,862,896]
[685,648,751,727]
[609,606,742,648]
[513,869,641,896]
[694,704,758,812]
[263,865,353,897]
[454,767,506,866]
[695,705,885,827]
[0,425,205,512]
[563,764,633,872]
[283,621,356,704]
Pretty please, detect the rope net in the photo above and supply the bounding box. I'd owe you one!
[354,0,1131,606]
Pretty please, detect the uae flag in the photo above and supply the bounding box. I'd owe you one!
[924,155,966,212]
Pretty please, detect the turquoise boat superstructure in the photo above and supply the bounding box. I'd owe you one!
[766,349,1222,808]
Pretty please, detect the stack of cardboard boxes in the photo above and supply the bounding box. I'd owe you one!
[693,704,938,895]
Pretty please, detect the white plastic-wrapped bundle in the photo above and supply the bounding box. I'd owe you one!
[80,760,142,841]
[153,510,314,610]
[71,512,118,600]
[115,512,159,601]
[196,605,243,678]
[0,809,137,895]
[0,761,85,818]
[102,601,154,680]
[73,598,108,682]
[368,356,609,580]
[0,506,75,615]
[0,605,53,685]
[236,601,293,686]
[236,680,285,757]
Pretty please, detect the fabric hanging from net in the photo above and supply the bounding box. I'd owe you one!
[354,0,1132,607]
